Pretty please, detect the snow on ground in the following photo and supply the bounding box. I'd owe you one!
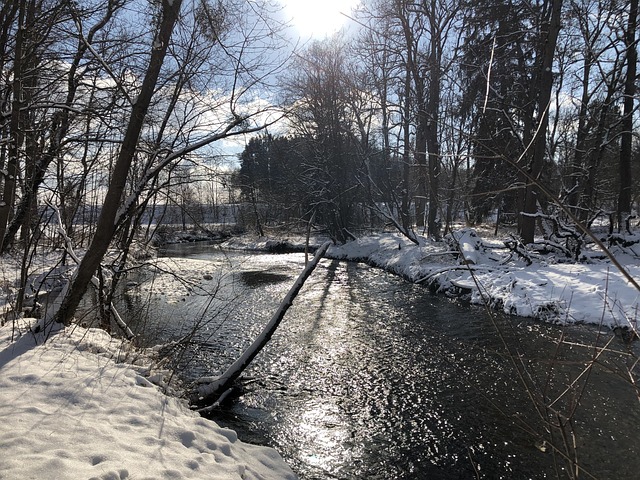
[0,319,296,480]
[326,230,640,329]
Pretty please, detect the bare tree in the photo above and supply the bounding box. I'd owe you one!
[52,0,185,326]
[283,37,365,242]
[1,0,125,253]
[45,0,287,326]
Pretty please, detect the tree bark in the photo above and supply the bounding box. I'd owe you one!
[520,0,563,245]
[53,0,183,326]
[617,0,638,229]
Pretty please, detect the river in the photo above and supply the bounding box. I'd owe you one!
[121,243,640,479]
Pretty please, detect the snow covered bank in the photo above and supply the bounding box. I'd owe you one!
[327,231,640,329]
[0,320,296,480]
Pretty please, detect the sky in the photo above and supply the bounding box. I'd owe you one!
[211,1,362,162]
[278,0,361,39]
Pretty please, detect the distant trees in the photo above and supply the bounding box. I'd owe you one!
[237,134,303,232]
[281,37,371,242]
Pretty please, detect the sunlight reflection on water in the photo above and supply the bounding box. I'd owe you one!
[123,248,640,480]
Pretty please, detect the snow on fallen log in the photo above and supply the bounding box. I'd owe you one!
[446,228,482,265]
[195,241,332,410]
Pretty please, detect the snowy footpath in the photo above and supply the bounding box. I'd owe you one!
[0,319,296,480]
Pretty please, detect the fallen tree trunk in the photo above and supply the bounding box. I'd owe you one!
[446,229,482,265]
[195,241,332,410]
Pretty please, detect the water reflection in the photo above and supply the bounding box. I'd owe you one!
[124,249,640,479]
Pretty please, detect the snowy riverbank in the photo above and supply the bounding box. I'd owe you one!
[0,318,296,480]
[224,229,640,329]
[2,226,638,479]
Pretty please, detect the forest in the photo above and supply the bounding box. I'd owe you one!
[0,0,638,341]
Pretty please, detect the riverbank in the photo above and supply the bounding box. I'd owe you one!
[222,229,640,330]
[2,225,637,479]
[0,317,296,479]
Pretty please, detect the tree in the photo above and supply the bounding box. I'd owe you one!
[519,0,564,245]
[0,0,31,251]
[547,0,631,225]
[53,0,184,326]
[54,0,286,323]
[1,0,124,253]
[460,0,537,225]
[459,0,565,243]
[283,37,366,242]
[617,0,638,229]
[395,0,431,231]
[563,0,618,216]
[351,0,461,241]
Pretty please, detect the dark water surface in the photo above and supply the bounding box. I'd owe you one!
[123,244,640,479]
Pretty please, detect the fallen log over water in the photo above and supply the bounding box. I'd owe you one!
[194,241,332,411]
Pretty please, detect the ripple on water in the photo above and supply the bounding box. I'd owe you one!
[127,250,640,480]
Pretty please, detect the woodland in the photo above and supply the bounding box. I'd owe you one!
[235,0,639,252]
[0,0,638,348]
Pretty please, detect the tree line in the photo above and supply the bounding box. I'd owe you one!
[235,0,639,247]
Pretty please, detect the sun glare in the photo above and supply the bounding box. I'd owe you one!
[281,0,360,38]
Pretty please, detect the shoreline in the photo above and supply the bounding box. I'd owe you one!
[217,230,640,329]
[0,317,297,479]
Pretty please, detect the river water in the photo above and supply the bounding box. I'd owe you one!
[122,244,640,479]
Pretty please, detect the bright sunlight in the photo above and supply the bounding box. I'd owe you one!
[280,0,360,38]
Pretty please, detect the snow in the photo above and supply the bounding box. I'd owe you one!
[0,319,296,480]
[219,229,640,328]
[326,230,640,329]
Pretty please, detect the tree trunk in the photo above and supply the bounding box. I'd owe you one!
[53,0,183,326]
[195,241,332,409]
[400,67,413,233]
[567,55,591,213]
[520,0,563,245]
[426,8,441,240]
[617,0,638,229]
[0,0,27,252]
[415,110,428,229]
